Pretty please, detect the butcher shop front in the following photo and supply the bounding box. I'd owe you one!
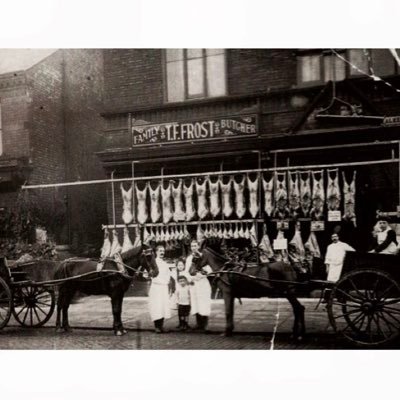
[97,109,400,277]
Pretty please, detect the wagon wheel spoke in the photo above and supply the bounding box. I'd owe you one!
[372,313,388,340]
[336,288,363,304]
[36,300,52,307]
[22,306,31,325]
[382,298,400,306]
[377,311,397,334]
[33,307,41,323]
[341,311,365,333]
[35,304,48,316]
[331,301,360,308]
[381,309,400,326]
[35,294,52,303]
[347,278,366,300]
[377,283,396,301]
[15,304,28,318]
[333,308,363,320]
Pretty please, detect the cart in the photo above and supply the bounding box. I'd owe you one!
[316,251,400,347]
[0,257,56,330]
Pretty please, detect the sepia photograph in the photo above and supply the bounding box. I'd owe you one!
[0,46,399,350]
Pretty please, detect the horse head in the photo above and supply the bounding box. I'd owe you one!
[188,247,228,276]
[118,244,157,277]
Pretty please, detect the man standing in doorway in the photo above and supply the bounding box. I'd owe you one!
[185,239,212,332]
[325,233,355,282]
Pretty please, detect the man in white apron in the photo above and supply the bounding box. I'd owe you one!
[325,233,355,282]
[185,240,212,332]
[372,219,398,255]
[148,245,173,333]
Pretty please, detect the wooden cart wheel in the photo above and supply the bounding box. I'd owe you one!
[0,277,12,330]
[327,269,400,347]
[12,286,55,328]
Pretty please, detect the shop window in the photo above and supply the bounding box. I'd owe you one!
[297,49,399,86]
[297,50,346,86]
[165,49,226,102]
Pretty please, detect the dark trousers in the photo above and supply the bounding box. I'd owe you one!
[178,304,191,328]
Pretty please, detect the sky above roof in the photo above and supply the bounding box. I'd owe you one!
[0,49,57,74]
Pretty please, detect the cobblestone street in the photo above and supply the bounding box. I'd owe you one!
[1,296,395,349]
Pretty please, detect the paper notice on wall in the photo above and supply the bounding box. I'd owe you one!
[273,238,288,250]
[311,221,325,232]
[276,221,289,230]
[328,211,341,222]
[35,227,47,244]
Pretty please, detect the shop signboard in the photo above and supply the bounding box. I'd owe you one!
[276,220,289,230]
[382,116,400,127]
[131,114,258,146]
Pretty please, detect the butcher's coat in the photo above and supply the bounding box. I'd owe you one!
[148,257,172,321]
[324,241,355,282]
[185,254,212,316]
[377,228,398,255]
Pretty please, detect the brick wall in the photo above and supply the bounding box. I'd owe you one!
[62,49,107,247]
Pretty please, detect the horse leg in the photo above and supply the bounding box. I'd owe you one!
[55,287,65,333]
[62,288,75,332]
[286,291,305,341]
[222,289,235,337]
[111,293,127,336]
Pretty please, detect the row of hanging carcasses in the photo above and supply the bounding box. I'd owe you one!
[100,221,322,262]
[119,168,357,225]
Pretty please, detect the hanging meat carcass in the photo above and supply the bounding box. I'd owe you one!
[233,222,239,239]
[110,229,122,256]
[249,223,258,247]
[288,171,301,218]
[244,223,251,240]
[259,225,274,262]
[300,171,312,217]
[247,173,259,218]
[273,172,290,219]
[342,171,357,226]
[196,177,209,220]
[310,170,325,221]
[121,227,135,252]
[136,182,149,224]
[289,221,305,263]
[149,181,161,223]
[305,231,321,259]
[183,178,196,221]
[143,226,151,245]
[233,175,246,219]
[100,228,112,258]
[172,179,186,222]
[326,169,341,211]
[120,184,133,224]
[274,230,289,263]
[208,176,221,218]
[221,175,234,218]
[161,181,173,224]
[262,174,274,217]
[196,224,205,245]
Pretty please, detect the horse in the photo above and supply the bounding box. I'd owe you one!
[54,245,155,336]
[189,246,306,340]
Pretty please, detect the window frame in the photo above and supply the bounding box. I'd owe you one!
[164,49,227,103]
[297,49,400,87]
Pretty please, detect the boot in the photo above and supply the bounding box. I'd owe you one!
[154,318,163,333]
[194,313,202,330]
[201,316,209,333]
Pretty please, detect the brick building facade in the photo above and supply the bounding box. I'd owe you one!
[1,49,399,255]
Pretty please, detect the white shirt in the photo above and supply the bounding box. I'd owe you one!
[152,257,172,285]
[325,241,355,282]
[176,285,190,305]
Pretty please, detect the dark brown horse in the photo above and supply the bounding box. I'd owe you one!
[54,245,155,336]
[189,246,306,340]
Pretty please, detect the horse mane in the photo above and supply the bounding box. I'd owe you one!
[202,246,229,263]
[120,245,142,261]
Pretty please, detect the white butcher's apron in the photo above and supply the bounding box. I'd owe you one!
[148,257,172,321]
[324,241,355,282]
[377,229,398,255]
[185,255,212,316]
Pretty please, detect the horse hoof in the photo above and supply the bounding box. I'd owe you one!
[115,329,127,336]
[222,331,233,337]
[55,328,64,334]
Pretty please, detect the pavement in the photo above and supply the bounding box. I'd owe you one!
[2,286,400,349]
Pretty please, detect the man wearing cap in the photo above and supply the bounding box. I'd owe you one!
[372,219,398,255]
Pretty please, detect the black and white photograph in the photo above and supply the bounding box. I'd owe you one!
[1,0,399,398]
